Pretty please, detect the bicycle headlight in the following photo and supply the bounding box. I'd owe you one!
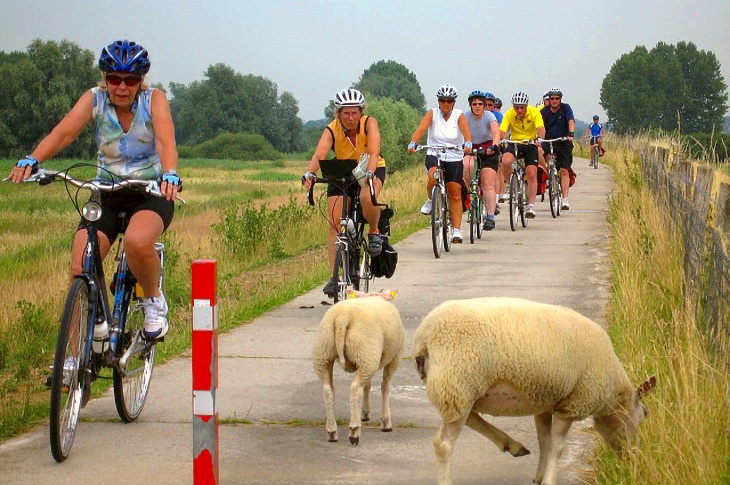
[433,170,441,181]
[82,201,103,222]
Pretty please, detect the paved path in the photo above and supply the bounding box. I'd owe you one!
[0,159,613,484]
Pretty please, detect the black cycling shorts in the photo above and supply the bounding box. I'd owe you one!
[541,140,574,170]
[473,143,500,172]
[77,188,175,243]
[502,144,539,167]
[424,155,464,184]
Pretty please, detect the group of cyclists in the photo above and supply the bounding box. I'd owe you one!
[305,84,606,296]
[8,37,608,308]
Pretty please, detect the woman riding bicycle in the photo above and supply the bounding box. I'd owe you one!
[303,88,387,296]
[408,84,472,243]
[7,39,180,340]
[462,90,500,231]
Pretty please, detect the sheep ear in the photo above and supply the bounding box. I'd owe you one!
[636,375,657,400]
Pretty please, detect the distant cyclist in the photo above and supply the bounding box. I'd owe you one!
[540,87,576,210]
[408,83,472,243]
[463,90,500,230]
[584,115,606,158]
[499,91,546,219]
[303,88,387,296]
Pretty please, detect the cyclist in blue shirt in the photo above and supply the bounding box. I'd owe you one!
[584,115,606,158]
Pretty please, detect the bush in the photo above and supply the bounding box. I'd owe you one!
[682,132,729,162]
[177,132,282,161]
[364,97,422,172]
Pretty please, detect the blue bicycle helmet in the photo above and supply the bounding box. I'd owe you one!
[484,92,496,101]
[98,40,151,75]
[593,115,599,120]
[468,90,487,102]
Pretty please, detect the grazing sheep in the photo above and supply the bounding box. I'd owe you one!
[412,297,656,485]
[313,296,406,445]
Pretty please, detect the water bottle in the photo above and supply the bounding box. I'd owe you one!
[346,219,357,239]
[93,320,109,353]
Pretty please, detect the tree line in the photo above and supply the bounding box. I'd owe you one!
[0,39,727,164]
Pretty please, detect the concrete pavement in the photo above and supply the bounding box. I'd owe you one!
[0,158,613,484]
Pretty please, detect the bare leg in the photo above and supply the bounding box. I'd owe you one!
[359,178,383,231]
[525,165,538,205]
[534,412,552,483]
[124,210,165,298]
[541,415,573,485]
[70,229,112,279]
[559,168,570,199]
[446,181,463,229]
[466,410,530,456]
[325,195,345,272]
[481,167,497,215]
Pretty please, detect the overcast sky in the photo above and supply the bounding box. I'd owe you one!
[1,0,728,123]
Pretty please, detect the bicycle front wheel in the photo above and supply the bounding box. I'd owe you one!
[50,278,91,462]
[549,168,560,218]
[520,177,529,228]
[332,244,351,302]
[509,174,519,231]
[443,190,452,252]
[113,278,157,422]
[357,249,371,293]
[431,186,444,258]
[469,190,478,244]
[477,197,485,239]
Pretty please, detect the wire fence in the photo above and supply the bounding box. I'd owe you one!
[642,146,730,338]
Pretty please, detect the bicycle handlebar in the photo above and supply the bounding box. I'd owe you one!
[500,139,537,146]
[16,168,186,202]
[538,137,569,143]
[305,175,379,207]
[415,144,464,152]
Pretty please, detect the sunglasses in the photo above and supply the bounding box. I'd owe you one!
[549,96,561,100]
[105,74,143,87]
[438,98,455,104]
[471,102,484,106]
[514,105,527,109]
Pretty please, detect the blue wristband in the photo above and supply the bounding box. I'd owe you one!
[464,142,473,149]
[408,141,416,150]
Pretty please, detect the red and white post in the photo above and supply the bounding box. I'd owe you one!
[192,260,219,484]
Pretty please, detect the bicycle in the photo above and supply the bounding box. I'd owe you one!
[467,148,488,244]
[11,164,182,462]
[588,135,600,169]
[540,137,568,218]
[415,145,463,258]
[307,159,391,303]
[501,139,533,231]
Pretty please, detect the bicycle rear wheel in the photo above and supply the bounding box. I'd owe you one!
[430,186,444,258]
[592,149,600,169]
[509,174,519,231]
[50,278,91,462]
[113,278,157,422]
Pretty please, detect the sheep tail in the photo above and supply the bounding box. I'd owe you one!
[334,314,350,368]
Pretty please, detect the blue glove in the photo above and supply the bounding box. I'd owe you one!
[16,156,39,170]
[407,141,416,150]
[464,141,473,150]
[161,170,182,190]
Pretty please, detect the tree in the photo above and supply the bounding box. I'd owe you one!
[0,40,98,158]
[322,60,426,119]
[601,42,728,133]
[364,97,422,172]
[169,64,303,151]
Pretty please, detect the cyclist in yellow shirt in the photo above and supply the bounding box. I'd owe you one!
[499,91,546,218]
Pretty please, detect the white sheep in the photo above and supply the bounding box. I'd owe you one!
[312,296,406,445]
[411,297,656,485]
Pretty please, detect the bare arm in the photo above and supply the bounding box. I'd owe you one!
[151,89,179,199]
[489,119,500,146]
[365,116,381,172]
[457,113,472,153]
[408,110,434,150]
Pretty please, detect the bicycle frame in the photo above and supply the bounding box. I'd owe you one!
[501,140,532,231]
[541,137,567,218]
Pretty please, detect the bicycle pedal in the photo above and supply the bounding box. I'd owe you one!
[144,335,165,343]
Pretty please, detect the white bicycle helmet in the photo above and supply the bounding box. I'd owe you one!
[511,91,529,105]
[547,87,563,97]
[436,83,458,99]
[334,88,365,108]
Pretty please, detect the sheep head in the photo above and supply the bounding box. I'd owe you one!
[594,375,657,451]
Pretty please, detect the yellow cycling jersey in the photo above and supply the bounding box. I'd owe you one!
[326,115,386,168]
[499,105,544,140]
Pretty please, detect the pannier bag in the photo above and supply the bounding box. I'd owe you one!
[371,237,398,278]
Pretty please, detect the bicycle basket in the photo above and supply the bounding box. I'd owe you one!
[371,237,398,279]
[319,159,358,180]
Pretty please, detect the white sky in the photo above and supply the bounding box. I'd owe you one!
[1,0,728,122]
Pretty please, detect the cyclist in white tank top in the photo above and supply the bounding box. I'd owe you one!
[408,84,472,243]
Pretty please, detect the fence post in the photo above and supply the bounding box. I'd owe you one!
[192,260,219,484]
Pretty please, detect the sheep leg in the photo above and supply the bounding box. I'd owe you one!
[466,410,530,457]
[349,374,369,445]
[362,380,371,422]
[533,413,552,483]
[539,415,573,485]
[434,412,468,485]
[318,360,338,442]
[380,357,400,432]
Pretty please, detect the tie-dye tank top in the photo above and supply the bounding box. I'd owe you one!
[91,87,161,181]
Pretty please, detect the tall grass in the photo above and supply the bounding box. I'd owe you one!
[594,138,730,484]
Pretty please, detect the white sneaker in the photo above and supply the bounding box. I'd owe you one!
[142,293,169,339]
[561,199,570,210]
[525,204,536,219]
[498,192,509,203]
[420,198,433,215]
[452,228,463,243]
